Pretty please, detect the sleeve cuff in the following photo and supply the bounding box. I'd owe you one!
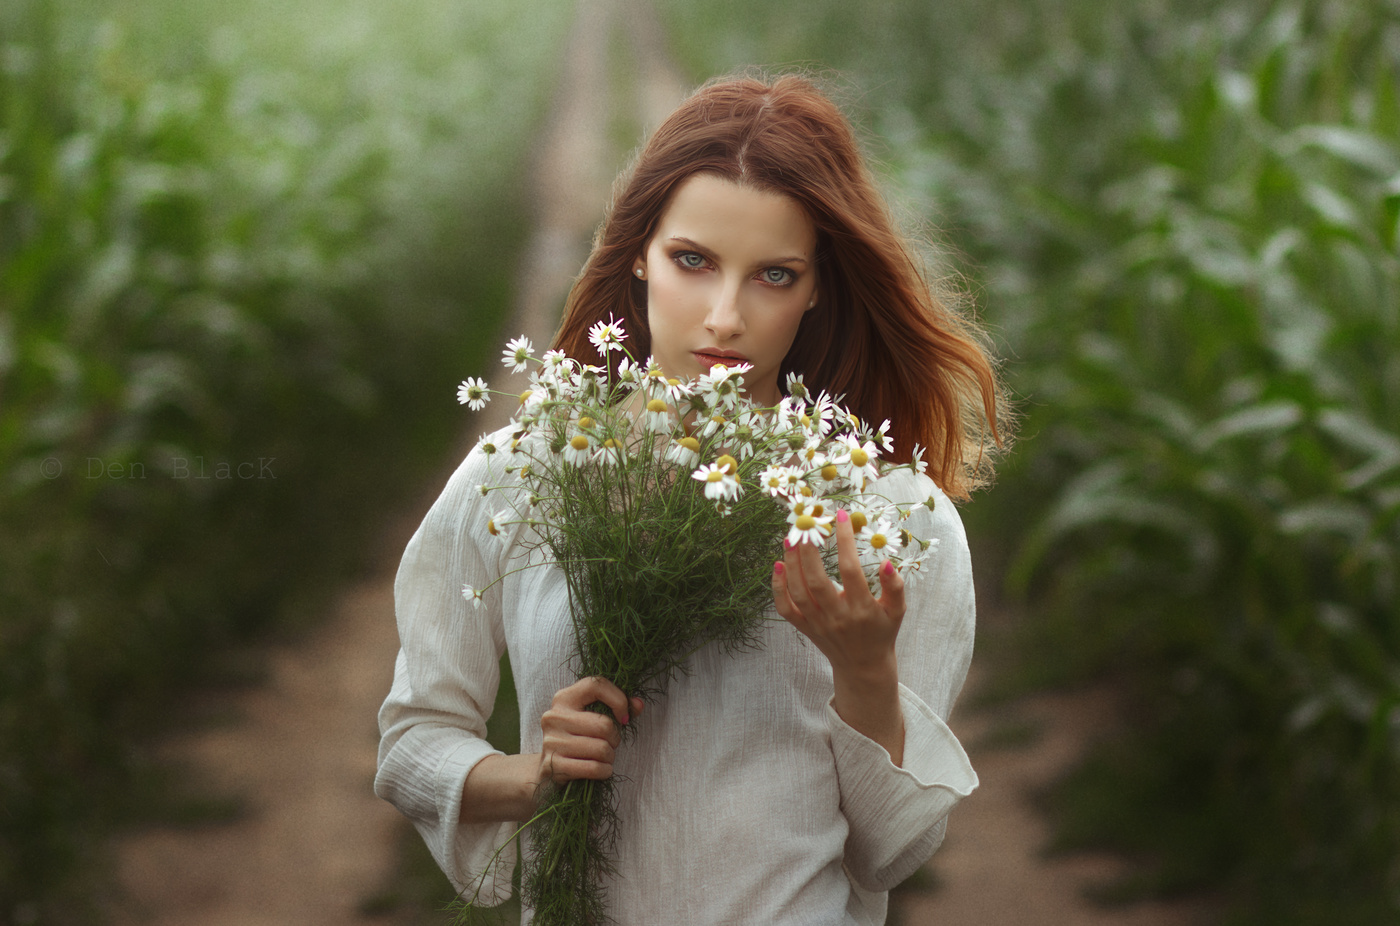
[829,683,978,889]
[432,739,519,902]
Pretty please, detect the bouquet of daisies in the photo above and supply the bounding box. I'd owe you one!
[452,319,939,926]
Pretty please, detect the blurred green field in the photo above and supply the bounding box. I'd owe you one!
[5,0,1399,923]
[1,0,566,920]
[661,0,1399,921]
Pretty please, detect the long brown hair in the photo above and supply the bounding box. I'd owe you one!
[553,72,1010,500]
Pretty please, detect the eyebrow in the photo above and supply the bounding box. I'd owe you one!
[667,236,810,267]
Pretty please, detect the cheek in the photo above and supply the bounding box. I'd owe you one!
[645,272,702,330]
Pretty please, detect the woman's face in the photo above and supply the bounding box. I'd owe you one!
[635,173,818,407]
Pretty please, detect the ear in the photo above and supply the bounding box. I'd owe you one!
[805,289,818,312]
[632,257,647,280]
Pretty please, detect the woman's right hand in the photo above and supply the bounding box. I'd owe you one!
[537,676,644,786]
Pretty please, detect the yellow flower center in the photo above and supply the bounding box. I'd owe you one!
[821,464,838,480]
[716,454,737,474]
[519,390,531,405]
[795,515,817,531]
[603,438,621,450]
[869,533,887,549]
[850,511,868,531]
[646,398,668,413]
[812,504,825,517]
[800,485,813,497]
[668,377,680,386]
[487,519,500,536]
[706,470,724,483]
[850,448,869,467]
[711,414,726,425]
[678,436,700,452]
[570,435,590,451]
[577,416,594,430]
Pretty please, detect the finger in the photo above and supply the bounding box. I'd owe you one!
[796,529,842,613]
[772,560,805,625]
[555,676,633,724]
[877,559,906,623]
[541,706,621,747]
[548,730,617,765]
[833,508,873,602]
[630,696,645,718]
[547,755,614,783]
[782,540,816,614]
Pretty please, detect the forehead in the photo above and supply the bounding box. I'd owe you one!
[651,173,816,258]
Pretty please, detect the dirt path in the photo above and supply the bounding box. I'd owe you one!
[109,7,1210,925]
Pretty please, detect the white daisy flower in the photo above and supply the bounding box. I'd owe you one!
[501,336,533,372]
[486,509,512,540]
[664,376,693,404]
[541,348,569,370]
[457,377,489,410]
[692,462,741,501]
[699,412,730,440]
[785,372,810,401]
[699,363,750,410]
[874,419,894,453]
[643,397,672,433]
[667,435,701,469]
[910,443,929,476]
[808,392,836,435]
[759,464,808,499]
[858,518,904,558]
[562,432,596,466]
[786,499,834,547]
[588,315,628,355]
[616,356,642,386]
[597,437,628,466]
[461,584,483,608]
[832,434,882,488]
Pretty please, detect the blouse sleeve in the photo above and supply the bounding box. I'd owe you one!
[829,473,979,893]
[374,440,520,904]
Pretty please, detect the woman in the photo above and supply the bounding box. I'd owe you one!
[376,73,1008,924]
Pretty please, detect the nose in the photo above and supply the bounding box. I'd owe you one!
[705,281,745,340]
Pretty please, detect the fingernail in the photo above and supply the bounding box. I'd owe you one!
[783,539,793,550]
[882,560,895,576]
[620,713,630,726]
[836,508,849,524]
[774,561,785,576]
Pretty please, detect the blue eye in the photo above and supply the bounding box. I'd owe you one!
[676,252,706,269]
[761,267,793,285]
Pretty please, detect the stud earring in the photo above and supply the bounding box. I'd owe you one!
[635,267,645,279]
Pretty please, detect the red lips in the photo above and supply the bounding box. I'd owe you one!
[693,349,750,367]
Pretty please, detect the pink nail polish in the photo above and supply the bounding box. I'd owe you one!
[836,508,849,524]
[882,560,895,577]
[783,539,793,550]
[774,561,785,576]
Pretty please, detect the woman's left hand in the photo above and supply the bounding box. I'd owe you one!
[773,507,907,765]
[773,507,905,672]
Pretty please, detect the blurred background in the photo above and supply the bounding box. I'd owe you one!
[2,0,1397,924]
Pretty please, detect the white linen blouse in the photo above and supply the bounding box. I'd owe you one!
[375,428,979,925]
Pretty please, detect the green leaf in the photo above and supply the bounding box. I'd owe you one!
[1194,401,1303,452]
